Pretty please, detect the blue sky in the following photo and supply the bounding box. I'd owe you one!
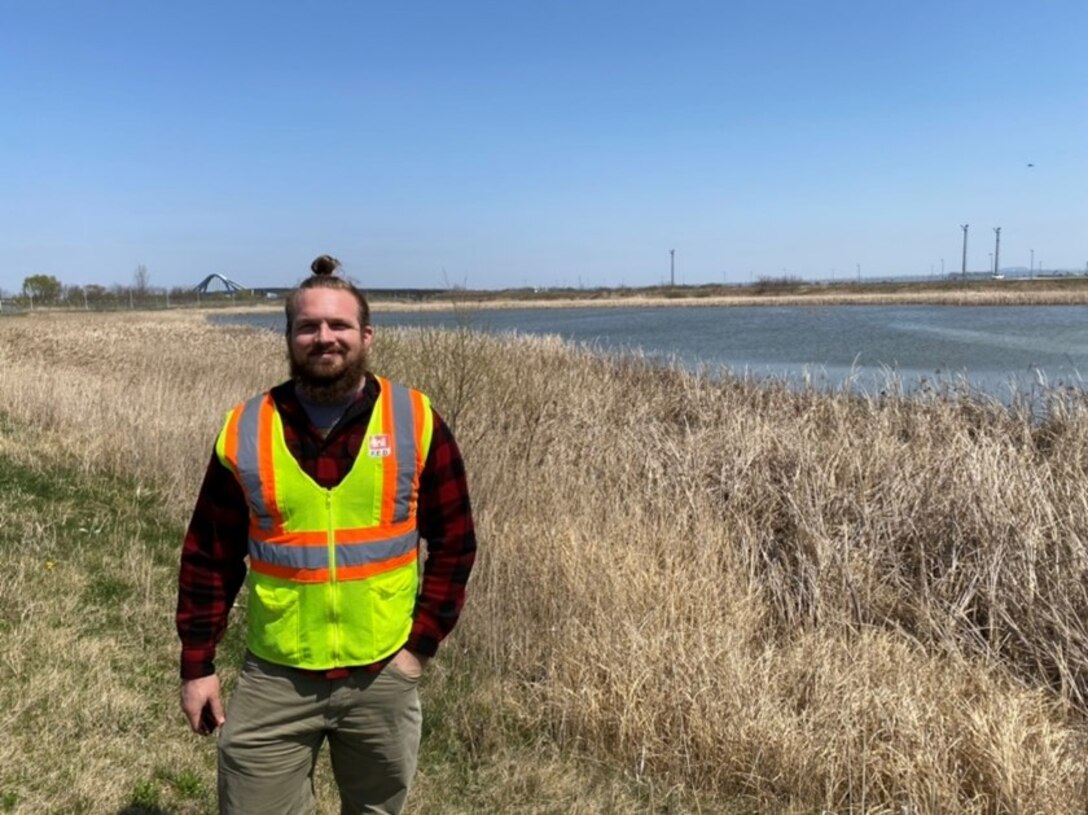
[1,1,1085,293]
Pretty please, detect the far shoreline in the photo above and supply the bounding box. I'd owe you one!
[368,285,1088,311]
[210,282,1088,316]
[7,278,1088,320]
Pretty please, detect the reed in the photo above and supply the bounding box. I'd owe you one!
[3,309,1088,813]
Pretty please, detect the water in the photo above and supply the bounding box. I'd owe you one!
[212,304,1088,399]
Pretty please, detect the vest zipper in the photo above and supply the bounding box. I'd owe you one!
[327,490,340,663]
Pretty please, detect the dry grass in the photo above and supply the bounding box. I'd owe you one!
[3,309,1088,813]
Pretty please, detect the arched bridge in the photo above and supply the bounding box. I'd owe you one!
[194,273,248,294]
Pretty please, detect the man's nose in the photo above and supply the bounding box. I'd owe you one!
[316,323,334,342]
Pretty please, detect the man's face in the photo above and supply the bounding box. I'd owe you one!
[287,288,373,402]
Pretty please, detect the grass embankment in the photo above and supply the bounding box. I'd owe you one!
[0,434,218,813]
[3,310,1088,813]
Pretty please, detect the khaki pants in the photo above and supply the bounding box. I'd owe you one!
[217,653,422,815]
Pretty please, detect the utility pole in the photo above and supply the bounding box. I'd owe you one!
[960,224,969,279]
[669,249,675,287]
[1030,248,1034,279]
[941,257,945,276]
[993,227,1001,276]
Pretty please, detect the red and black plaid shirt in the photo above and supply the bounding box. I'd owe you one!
[176,376,476,680]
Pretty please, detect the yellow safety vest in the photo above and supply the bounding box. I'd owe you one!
[215,376,434,669]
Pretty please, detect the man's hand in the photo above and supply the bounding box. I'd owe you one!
[181,674,225,735]
[391,649,429,680]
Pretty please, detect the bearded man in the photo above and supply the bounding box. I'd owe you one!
[176,255,476,815]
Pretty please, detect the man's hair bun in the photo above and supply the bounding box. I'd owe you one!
[288,253,370,331]
[310,255,341,276]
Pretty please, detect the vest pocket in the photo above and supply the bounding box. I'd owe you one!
[338,567,416,664]
[368,567,416,646]
[247,582,301,661]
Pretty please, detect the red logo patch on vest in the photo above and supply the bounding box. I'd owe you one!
[368,434,392,458]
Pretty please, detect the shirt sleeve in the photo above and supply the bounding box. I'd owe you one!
[407,409,477,657]
[176,448,250,679]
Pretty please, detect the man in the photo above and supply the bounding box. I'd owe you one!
[177,256,476,815]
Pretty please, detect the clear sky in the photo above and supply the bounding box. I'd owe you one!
[1,0,1085,294]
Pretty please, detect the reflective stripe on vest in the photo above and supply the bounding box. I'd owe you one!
[217,377,432,584]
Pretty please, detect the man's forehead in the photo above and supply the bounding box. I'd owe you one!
[294,289,361,323]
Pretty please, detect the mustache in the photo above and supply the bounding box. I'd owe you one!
[306,341,344,354]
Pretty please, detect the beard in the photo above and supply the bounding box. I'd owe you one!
[289,343,369,404]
